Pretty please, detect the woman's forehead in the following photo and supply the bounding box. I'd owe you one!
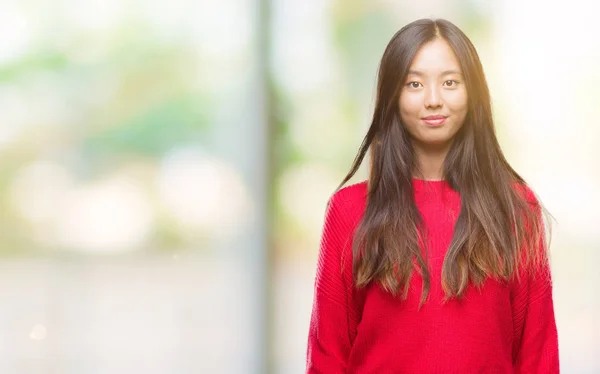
[408,39,462,76]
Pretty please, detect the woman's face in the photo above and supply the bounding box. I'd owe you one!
[399,38,468,152]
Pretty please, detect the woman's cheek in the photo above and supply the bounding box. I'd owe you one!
[401,94,422,113]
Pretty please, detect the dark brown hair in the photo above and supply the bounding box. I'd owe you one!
[338,18,552,307]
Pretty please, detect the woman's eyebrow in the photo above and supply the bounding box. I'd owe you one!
[407,69,463,76]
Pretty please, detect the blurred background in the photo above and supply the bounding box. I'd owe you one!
[0,0,598,373]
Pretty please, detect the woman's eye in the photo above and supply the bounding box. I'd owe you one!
[444,80,458,87]
[407,82,422,88]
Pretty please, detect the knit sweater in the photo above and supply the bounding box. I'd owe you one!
[306,179,559,373]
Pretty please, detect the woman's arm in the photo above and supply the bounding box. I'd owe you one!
[512,258,560,373]
[513,187,560,373]
[306,191,359,374]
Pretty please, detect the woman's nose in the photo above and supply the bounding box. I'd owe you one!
[424,85,442,108]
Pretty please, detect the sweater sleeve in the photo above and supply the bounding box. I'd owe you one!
[306,191,359,374]
[513,188,560,373]
[512,258,560,373]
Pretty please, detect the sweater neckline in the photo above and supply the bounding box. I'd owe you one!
[412,177,451,193]
[413,177,446,182]
[412,177,448,185]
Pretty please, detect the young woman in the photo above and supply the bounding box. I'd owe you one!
[306,19,559,373]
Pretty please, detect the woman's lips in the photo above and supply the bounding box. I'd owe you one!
[422,116,447,126]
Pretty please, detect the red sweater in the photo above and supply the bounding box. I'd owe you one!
[306,179,559,373]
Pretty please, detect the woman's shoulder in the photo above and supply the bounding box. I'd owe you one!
[331,180,368,205]
[511,179,540,206]
[328,181,368,223]
[327,181,368,230]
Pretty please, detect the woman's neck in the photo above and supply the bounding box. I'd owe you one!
[412,142,451,180]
